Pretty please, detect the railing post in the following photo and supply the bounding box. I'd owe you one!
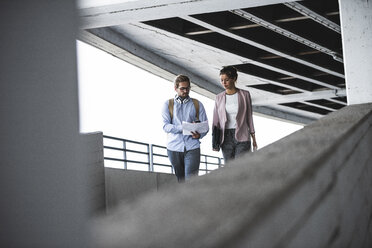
[148,144,154,172]
[123,140,127,170]
[205,155,208,173]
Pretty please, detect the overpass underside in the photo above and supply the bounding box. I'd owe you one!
[1,0,372,247]
[78,0,371,124]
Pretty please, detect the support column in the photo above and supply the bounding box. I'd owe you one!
[339,0,372,105]
[0,1,89,247]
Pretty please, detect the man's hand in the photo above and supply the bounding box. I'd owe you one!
[191,131,200,139]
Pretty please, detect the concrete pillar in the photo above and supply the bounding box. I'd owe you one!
[0,1,89,247]
[339,0,372,105]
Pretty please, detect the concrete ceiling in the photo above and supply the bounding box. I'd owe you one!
[78,0,346,124]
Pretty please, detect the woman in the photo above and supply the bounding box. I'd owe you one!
[212,66,258,162]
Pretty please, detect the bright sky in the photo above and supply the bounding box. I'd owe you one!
[76,41,303,158]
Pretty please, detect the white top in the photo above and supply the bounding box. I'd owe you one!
[225,93,238,129]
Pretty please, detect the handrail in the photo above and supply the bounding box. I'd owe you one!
[103,135,224,175]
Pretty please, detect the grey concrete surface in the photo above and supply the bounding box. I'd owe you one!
[104,168,177,213]
[339,0,372,105]
[92,103,372,248]
[81,132,105,216]
[0,1,90,247]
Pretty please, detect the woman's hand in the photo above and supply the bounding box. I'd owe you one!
[251,133,258,151]
[253,140,258,151]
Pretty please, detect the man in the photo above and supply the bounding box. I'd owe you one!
[162,75,209,182]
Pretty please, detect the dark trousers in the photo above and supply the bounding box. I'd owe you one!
[167,148,200,182]
[221,129,251,163]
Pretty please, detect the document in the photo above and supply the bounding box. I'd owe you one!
[182,121,209,135]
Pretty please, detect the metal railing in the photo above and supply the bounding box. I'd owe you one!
[103,135,223,175]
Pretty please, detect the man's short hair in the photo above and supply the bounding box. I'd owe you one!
[174,74,190,88]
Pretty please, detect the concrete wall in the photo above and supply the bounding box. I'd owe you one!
[339,0,372,105]
[92,103,372,248]
[105,168,177,212]
[0,1,90,247]
[81,132,106,216]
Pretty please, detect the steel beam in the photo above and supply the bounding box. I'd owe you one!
[284,2,341,34]
[79,0,299,29]
[230,9,343,62]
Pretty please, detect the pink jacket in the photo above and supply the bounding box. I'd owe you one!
[212,89,255,144]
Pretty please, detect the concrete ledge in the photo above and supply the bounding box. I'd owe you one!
[81,132,105,216]
[92,103,372,248]
[104,168,177,213]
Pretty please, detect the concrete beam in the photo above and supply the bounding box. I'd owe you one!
[301,101,337,112]
[79,0,298,29]
[252,105,319,124]
[339,0,372,105]
[253,89,346,105]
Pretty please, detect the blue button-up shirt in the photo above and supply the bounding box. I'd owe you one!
[162,96,209,152]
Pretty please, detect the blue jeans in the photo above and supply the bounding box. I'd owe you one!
[167,148,200,182]
[221,129,251,163]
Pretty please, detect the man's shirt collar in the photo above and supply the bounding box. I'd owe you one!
[175,95,190,104]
